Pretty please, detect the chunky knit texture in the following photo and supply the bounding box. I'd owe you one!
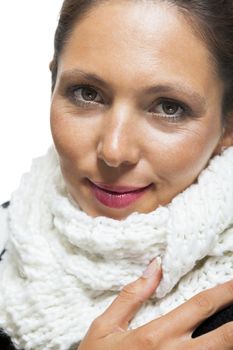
[0,145,233,350]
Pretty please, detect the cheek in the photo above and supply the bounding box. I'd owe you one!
[50,104,99,163]
[146,120,222,182]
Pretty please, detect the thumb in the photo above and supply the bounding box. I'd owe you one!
[98,258,162,333]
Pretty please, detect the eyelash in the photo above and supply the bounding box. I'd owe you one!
[148,99,190,123]
[67,84,104,108]
[66,84,192,123]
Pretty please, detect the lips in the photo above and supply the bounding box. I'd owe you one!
[88,179,153,209]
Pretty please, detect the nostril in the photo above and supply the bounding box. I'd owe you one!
[98,152,123,168]
[97,146,138,168]
[97,140,125,168]
[96,126,140,167]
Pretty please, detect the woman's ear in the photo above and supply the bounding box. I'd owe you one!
[213,115,233,156]
[49,60,54,72]
[222,114,233,148]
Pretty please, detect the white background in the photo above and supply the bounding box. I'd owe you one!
[0,1,63,204]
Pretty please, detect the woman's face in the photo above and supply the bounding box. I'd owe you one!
[50,1,228,220]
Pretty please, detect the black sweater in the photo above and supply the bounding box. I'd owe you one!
[0,201,232,350]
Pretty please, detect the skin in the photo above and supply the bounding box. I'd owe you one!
[50,1,232,220]
[49,3,233,348]
[78,269,233,350]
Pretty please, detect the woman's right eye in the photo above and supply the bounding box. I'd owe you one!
[69,86,104,106]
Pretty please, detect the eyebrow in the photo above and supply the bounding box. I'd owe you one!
[145,84,206,111]
[60,69,109,90]
[59,68,207,111]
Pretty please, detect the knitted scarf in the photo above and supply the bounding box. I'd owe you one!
[0,145,233,350]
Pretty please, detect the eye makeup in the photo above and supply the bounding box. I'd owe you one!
[60,84,203,127]
[58,68,206,108]
[68,85,104,107]
[57,68,206,123]
[148,98,195,124]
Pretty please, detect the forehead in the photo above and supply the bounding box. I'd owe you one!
[58,1,221,96]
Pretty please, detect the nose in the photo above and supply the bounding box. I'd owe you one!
[97,104,140,168]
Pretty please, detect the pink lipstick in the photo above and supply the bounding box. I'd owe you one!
[88,180,153,209]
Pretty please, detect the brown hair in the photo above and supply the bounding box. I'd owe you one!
[50,0,233,120]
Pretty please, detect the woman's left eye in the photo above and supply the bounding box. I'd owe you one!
[149,100,186,121]
[70,86,104,105]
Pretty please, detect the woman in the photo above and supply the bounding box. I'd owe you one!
[0,0,233,349]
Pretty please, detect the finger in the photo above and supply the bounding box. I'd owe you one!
[93,258,162,334]
[140,279,233,337]
[170,279,233,333]
[191,321,233,349]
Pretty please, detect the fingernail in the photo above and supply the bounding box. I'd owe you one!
[142,257,161,279]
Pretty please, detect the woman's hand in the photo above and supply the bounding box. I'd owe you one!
[78,259,233,349]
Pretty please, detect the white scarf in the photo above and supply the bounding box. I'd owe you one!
[1,145,233,350]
